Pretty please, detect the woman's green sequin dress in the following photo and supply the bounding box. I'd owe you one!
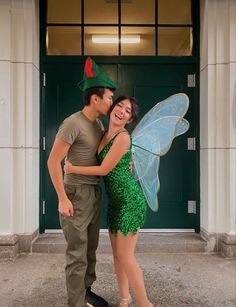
[98,133,147,236]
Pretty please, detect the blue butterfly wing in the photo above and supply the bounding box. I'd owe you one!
[131,93,190,212]
[174,118,190,137]
[131,117,180,211]
[133,93,189,135]
[133,116,184,156]
[132,146,160,211]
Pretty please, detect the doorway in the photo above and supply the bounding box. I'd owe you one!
[40,61,199,231]
[40,0,200,232]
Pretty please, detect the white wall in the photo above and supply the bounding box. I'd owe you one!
[200,0,236,235]
[0,0,39,234]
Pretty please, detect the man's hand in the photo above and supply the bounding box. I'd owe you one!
[64,160,73,174]
[58,198,74,216]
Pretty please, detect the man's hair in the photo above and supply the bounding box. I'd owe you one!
[83,87,114,106]
[110,95,139,124]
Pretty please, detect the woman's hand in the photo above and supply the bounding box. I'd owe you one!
[64,160,73,174]
[129,161,133,173]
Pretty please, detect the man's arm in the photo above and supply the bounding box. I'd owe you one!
[47,138,74,217]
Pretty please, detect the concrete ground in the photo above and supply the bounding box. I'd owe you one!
[0,252,235,307]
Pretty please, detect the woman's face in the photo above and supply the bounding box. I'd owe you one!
[110,99,132,127]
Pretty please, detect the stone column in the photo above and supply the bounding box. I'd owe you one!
[0,0,39,258]
[200,0,236,256]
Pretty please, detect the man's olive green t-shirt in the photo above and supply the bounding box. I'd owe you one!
[56,111,104,185]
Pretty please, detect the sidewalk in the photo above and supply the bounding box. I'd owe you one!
[0,252,235,307]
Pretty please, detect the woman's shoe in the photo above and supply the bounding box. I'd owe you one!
[119,295,132,306]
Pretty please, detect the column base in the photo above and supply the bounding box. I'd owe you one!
[221,233,236,258]
[0,229,38,259]
[201,228,236,258]
[0,235,19,259]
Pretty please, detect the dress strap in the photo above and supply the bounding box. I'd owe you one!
[111,130,128,141]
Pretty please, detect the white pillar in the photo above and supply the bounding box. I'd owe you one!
[0,0,39,256]
[200,0,236,255]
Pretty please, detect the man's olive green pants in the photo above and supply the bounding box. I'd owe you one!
[60,184,101,307]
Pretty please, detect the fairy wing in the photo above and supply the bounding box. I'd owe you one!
[131,93,190,212]
[132,146,160,211]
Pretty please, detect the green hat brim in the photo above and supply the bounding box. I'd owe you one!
[78,77,118,92]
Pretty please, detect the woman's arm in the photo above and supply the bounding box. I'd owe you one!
[64,133,130,176]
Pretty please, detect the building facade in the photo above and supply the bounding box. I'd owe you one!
[0,0,235,258]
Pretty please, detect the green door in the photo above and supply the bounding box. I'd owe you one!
[40,61,199,232]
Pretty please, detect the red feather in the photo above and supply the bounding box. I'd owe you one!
[85,58,96,78]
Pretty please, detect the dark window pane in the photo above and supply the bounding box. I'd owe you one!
[47,0,81,24]
[47,26,81,55]
[84,0,118,24]
[121,0,155,24]
[158,0,192,24]
[158,27,192,56]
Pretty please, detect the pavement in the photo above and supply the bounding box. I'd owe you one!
[0,251,235,307]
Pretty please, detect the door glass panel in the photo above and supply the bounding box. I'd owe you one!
[84,0,118,24]
[121,27,155,56]
[158,0,192,24]
[47,0,81,24]
[47,26,81,55]
[121,0,155,24]
[84,27,118,56]
[158,27,192,56]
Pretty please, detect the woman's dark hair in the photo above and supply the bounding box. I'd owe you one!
[110,96,139,124]
[83,87,115,106]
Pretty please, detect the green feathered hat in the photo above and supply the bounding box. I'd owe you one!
[78,57,118,91]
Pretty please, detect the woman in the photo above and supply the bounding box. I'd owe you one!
[64,96,154,307]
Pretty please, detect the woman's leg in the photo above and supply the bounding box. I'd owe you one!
[109,232,131,303]
[115,230,150,307]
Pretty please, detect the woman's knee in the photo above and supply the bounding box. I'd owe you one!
[116,250,135,264]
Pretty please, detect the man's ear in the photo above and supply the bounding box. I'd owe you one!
[91,94,98,104]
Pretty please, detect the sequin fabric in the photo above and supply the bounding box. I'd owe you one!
[98,133,147,236]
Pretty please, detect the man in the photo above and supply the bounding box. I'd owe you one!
[47,57,118,307]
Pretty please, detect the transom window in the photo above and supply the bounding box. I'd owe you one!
[46,0,193,56]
